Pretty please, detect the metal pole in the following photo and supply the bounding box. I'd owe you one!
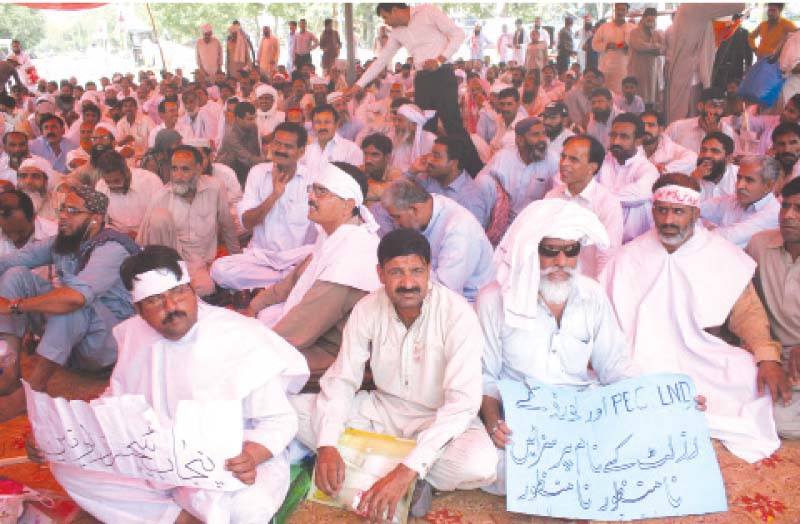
[145,3,167,72]
[344,3,356,84]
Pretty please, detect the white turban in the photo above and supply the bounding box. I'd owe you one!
[94,121,118,142]
[310,76,328,87]
[80,91,101,107]
[254,83,278,99]
[326,91,343,104]
[493,199,610,330]
[396,104,436,164]
[315,162,378,233]
[200,23,212,34]
[19,156,61,191]
[66,148,90,168]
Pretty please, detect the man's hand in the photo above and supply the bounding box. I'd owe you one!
[225,441,270,485]
[408,154,429,176]
[356,463,417,524]
[422,59,440,72]
[691,159,713,180]
[789,347,800,382]
[757,360,792,405]
[25,433,45,464]
[271,168,290,198]
[315,446,346,497]
[486,419,513,449]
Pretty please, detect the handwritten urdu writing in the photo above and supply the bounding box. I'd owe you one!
[23,381,246,491]
[498,374,727,520]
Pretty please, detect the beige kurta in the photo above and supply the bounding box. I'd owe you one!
[257,36,280,77]
[627,25,665,105]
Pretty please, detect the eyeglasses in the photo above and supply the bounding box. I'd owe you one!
[538,243,581,258]
[306,184,332,198]
[90,135,112,142]
[57,205,89,216]
[138,283,193,308]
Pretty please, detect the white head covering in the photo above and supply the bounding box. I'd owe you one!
[94,121,118,142]
[489,81,512,94]
[80,90,102,108]
[653,185,701,208]
[315,162,378,233]
[131,261,191,303]
[310,75,328,87]
[493,199,610,330]
[326,91,343,104]
[200,23,212,34]
[19,156,55,180]
[255,83,277,99]
[396,104,436,164]
[66,148,90,168]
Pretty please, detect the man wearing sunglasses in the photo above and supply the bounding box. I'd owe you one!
[0,184,140,421]
[247,162,381,392]
[601,173,789,463]
[479,199,640,495]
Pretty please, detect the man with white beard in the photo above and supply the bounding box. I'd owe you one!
[477,199,640,496]
[16,157,61,223]
[254,84,285,145]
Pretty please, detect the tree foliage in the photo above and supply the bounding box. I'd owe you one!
[140,4,266,45]
[0,5,46,51]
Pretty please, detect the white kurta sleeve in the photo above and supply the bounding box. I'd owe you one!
[401,303,483,477]
[587,287,640,385]
[242,376,298,456]
[476,285,505,401]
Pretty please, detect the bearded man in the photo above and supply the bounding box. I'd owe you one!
[0,185,140,421]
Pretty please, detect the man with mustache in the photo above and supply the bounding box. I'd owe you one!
[387,101,436,174]
[691,131,738,200]
[488,87,527,153]
[564,67,604,130]
[546,134,623,278]
[640,110,697,176]
[770,122,800,194]
[477,117,559,222]
[70,122,128,188]
[294,228,497,520]
[27,244,309,524]
[596,112,660,242]
[479,199,639,496]
[746,177,800,439]
[0,184,140,421]
[246,162,381,391]
[408,136,490,227]
[601,173,788,463]
[540,102,573,157]
[28,113,77,174]
[0,131,35,184]
[665,87,736,154]
[137,145,240,299]
[16,157,61,223]
[94,150,164,236]
[586,87,619,149]
[0,189,56,258]
[700,155,781,248]
[301,104,363,176]
[380,178,494,302]
[211,122,315,293]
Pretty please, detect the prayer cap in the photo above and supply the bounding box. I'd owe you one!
[71,184,109,215]
[94,121,118,142]
[515,116,542,135]
[66,148,90,167]
[542,101,568,117]
[255,84,278,99]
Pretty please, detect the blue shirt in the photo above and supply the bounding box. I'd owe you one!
[422,194,495,302]
[28,137,78,174]
[413,170,492,228]
[0,235,135,320]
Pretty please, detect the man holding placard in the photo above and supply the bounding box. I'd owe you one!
[27,245,309,524]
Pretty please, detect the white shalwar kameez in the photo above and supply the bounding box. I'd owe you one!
[50,303,310,524]
[600,227,780,462]
[292,282,497,491]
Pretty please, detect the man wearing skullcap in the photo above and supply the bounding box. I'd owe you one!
[0,184,140,421]
[600,173,788,463]
[247,162,381,391]
[479,198,638,495]
[27,245,309,524]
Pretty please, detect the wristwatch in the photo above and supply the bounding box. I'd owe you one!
[9,298,23,315]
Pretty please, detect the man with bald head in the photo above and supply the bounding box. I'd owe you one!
[601,173,789,463]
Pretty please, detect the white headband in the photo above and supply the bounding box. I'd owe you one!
[131,261,191,303]
[653,185,701,208]
[316,162,379,233]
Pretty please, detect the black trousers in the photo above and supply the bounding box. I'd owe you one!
[294,53,312,68]
[414,64,484,176]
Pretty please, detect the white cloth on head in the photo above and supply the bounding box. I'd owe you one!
[94,121,119,142]
[326,91,343,104]
[19,156,59,191]
[600,226,779,462]
[200,23,212,34]
[397,104,436,165]
[255,84,278,100]
[494,199,610,331]
[310,76,328,86]
[315,162,378,233]
[131,261,191,302]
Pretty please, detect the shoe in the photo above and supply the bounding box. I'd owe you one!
[409,479,433,518]
[201,287,232,307]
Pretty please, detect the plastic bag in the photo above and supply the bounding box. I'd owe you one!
[737,58,786,107]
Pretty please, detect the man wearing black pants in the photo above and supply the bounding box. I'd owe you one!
[347,3,484,176]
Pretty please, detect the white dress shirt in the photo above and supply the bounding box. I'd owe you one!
[356,5,466,88]
[313,281,484,477]
[0,216,57,256]
[301,133,363,176]
[545,178,623,278]
[478,277,637,398]
[96,168,164,234]
[548,127,575,158]
[238,163,315,252]
[647,134,698,175]
[596,148,660,242]
[147,121,193,148]
[477,147,559,217]
[698,164,738,201]
[700,192,781,249]
[665,117,736,154]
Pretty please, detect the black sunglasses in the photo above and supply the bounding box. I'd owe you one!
[538,243,581,258]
